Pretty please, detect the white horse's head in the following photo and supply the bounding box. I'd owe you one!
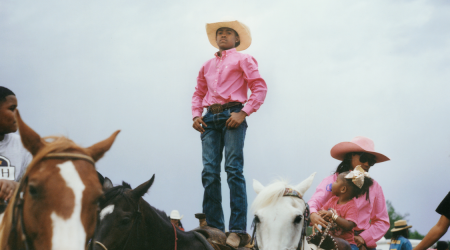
[251,173,316,250]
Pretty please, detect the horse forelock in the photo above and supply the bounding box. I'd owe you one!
[251,180,299,212]
[0,135,89,249]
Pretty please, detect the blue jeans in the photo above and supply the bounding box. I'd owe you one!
[201,105,247,233]
[350,244,359,250]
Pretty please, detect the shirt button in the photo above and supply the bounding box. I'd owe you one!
[226,66,228,68]
[214,91,216,93]
[215,79,217,81]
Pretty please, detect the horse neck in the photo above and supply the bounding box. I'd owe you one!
[135,199,176,250]
[138,200,205,250]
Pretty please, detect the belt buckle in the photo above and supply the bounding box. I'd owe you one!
[209,104,223,114]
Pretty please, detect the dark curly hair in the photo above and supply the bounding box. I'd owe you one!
[342,172,373,201]
[0,87,15,103]
[391,228,409,240]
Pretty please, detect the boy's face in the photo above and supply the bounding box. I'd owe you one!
[216,27,240,50]
[0,95,18,134]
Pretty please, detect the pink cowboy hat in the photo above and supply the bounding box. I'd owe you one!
[330,136,390,163]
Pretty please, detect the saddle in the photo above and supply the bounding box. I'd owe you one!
[191,213,253,250]
[308,232,351,250]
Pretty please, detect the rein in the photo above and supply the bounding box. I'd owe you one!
[250,188,310,250]
[11,152,96,250]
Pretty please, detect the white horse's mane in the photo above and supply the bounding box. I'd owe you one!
[251,179,299,212]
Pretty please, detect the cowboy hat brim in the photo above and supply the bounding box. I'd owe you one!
[330,142,390,163]
[391,225,412,232]
[206,20,251,51]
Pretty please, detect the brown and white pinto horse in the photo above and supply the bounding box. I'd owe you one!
[0,110,120,250]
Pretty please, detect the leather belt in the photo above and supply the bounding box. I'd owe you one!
[208,102,242,114]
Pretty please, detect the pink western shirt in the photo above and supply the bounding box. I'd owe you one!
[308,173,390,248]
[191,48,267,119]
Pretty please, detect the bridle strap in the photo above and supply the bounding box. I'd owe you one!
[43,152,95,166]
[251,191,310,250]
[171,222,178,250]
[11,152,96,250]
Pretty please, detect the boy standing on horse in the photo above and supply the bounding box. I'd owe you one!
[191,20,267,248]
[0,87,32,201]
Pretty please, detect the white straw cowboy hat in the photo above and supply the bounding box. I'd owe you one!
[330,136,390,163]
[206,19,252,51]
[391,220,412,232]
[170,210,183,220]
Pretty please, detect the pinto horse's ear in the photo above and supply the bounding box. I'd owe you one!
[295,172,316,197]
[131,174,155,199]
[253,179,265,194]
[103,177,114,191]
[86,130,120,162]
[15,110,44,156]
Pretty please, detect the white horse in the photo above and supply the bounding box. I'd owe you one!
[251,173,316,250]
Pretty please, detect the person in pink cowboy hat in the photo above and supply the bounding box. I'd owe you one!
[308,136,390,250]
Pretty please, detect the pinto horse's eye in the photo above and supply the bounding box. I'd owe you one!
[294,215,303,224]
[28,185,38,198]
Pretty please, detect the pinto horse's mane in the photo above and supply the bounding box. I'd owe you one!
[102,182,168,221]
[0,136,88,249]
[251,179,301,212]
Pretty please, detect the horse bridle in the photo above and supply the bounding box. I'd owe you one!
[10,152,96,250]
[250,188,311,250]
[90,196,143,250]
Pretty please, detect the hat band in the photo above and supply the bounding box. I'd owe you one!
[394,225,409,229]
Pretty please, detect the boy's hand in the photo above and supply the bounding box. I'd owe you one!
[226,111,247,129]
[0,179,18,201]
[193,116,207,133]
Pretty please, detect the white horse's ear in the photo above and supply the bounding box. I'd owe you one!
[295,172,316,197]
[253,179,265,194]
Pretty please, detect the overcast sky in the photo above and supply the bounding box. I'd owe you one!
[2,0,450,241]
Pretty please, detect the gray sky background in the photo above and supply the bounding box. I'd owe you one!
[2,0,450,241]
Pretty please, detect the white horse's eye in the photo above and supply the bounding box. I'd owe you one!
[254,215,260,223]
[294,215,302,224]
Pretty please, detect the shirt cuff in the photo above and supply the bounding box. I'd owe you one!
[360,230,376,248]
[309,206,319,214]
[192,111,203,119]
[242,105,254,116]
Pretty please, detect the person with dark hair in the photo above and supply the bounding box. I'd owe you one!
[191,19,267,249]
[315,166,374,250]
[436,241,449,250]
[389,220,412,250]
[413,192,450,250]
[308,136,390,250]
[0,87,32,201]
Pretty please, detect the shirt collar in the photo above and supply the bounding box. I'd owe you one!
[214,48,237,58]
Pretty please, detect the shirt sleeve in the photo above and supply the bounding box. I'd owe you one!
[343,203,358,224]
[436,192,450,220]
[402,238,412,250]
[192,65,208,119]
[17,150,32,181]
[308,175,335,214]
[359,184,390,248]
[240,55,267,116]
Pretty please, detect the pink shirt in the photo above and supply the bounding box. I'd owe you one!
[192,48,267,118]
[308,173,390,248]
[321,196,358,245]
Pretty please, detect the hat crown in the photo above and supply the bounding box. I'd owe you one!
[394,220,408,227]
[170,210,182,220]
[351,136,375,151]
